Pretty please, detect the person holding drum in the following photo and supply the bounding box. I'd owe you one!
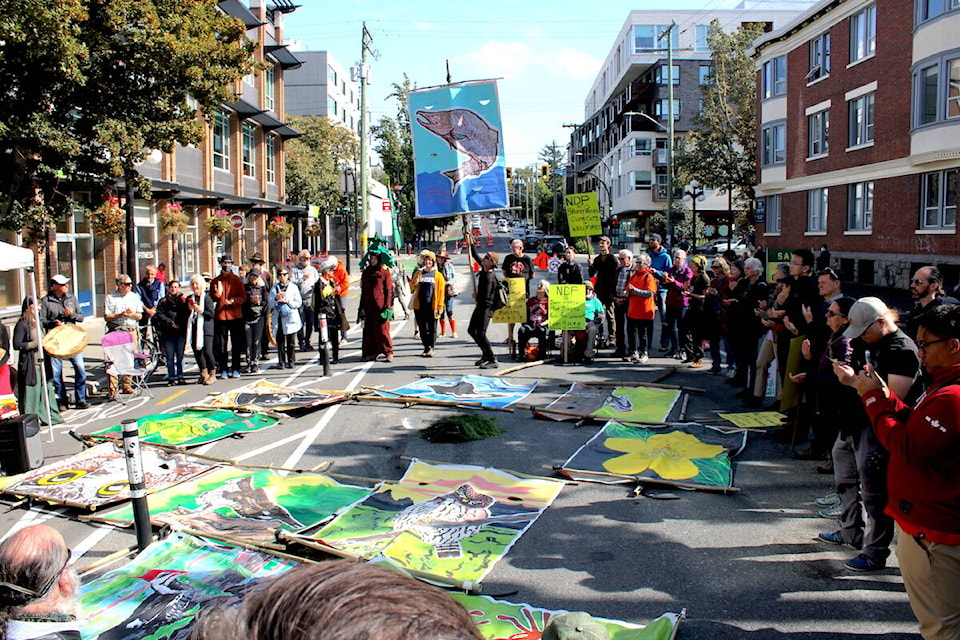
[39,274,89,410]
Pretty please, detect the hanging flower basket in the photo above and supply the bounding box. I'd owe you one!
[206,209,232,237]
[268,216,293,239]
[88,196,126,238]
[159,202,189,235]
[304,222,322,237]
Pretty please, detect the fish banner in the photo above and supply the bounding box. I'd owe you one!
[193,379,349,414]
[535,383,680,424]
[87,409,279,447]
[409,80,509,218]
[376,375,537,409]
[452,593,682,640]
[93,467,372,544]
[307,459,565,586]
[79,532,298,640]
[560,421,747,490]
[0,443,212,509]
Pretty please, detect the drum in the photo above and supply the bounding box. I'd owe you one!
[43,324,88,358]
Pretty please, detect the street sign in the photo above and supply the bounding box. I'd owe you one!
[229,213,245,230]
[382,201,392,212]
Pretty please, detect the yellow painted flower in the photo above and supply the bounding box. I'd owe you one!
[601,431,725,480]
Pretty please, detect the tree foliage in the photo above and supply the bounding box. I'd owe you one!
[285,116,359,217]
[537,141,567,235]
[0,0,256,244]
[675,20,763,227]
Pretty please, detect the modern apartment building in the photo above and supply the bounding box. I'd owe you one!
[285,50,362,135]
[569,3,809,246]
[753,0,960,289]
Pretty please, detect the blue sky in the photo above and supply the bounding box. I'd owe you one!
[282,0,758,168]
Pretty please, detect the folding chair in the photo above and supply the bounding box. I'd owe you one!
[102,331,154,402]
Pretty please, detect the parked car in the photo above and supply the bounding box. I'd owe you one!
[523,230,545,251]
[692,237,747,256]
[539,235,568,256]
[496,219,510,233]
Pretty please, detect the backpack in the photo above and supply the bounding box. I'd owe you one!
[491,278,510,311]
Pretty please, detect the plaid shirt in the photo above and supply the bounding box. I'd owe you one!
[615,266,632,299]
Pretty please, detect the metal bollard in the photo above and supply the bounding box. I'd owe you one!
[121,419,152,551]
[318,313,331,377]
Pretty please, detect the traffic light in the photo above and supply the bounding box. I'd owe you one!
[506,167,513,183]
[540,164,550,182]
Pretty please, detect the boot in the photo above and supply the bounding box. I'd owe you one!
[439,319,447,337]
[204,370,216,385]
[450,318,458,338]
[198,368,208,384]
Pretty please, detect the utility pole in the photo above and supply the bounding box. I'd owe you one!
[356,23,374,254]
[659,22,676,247]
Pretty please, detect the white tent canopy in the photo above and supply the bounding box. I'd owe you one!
[0,241,34,271]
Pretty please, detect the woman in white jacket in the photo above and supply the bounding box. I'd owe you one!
[268,267,302,369]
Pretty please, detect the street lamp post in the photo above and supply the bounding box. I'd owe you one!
[683,180,706,248]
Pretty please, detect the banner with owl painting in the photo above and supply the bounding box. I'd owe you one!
[307,459,565,586]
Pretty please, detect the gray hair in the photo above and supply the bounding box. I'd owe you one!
[673,249,687,263]
[635,252,651,267]
[537,279,550,295]
[744,257,763,272]
[190,274,206,288]
[617,249,633,260]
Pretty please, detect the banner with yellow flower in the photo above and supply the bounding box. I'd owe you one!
[559,421,746,490]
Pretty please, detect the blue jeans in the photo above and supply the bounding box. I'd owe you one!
[51,353,87,404]
[162,334,186,381]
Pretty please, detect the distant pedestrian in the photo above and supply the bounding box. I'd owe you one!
[409,250,445,358]
[154,279,189,385]
[588,236,618,347]
[465,234,500,369]
[359,249,394,363]
[268,267,302,369]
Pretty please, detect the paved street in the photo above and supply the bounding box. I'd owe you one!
[0,228,920,638]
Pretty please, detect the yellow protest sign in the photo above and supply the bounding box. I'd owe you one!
[564,193,603,237]
[550,284,586,331]
[717,411,786,428]
[493,277,527,324]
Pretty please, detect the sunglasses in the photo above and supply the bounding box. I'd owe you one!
[119,281,133,285]
[911,279,929,286]
[825,310,845,317]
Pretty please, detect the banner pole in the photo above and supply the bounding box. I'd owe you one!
[121,419,153,551]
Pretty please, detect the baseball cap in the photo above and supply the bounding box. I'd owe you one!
[486,251,500,267]
[51,274,70,285]
[650,233,662,243]
[843,297,887,339]
[542,612,610,640]
[599,236,612,244]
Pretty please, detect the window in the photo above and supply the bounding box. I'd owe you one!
[631,170,653,190]
[921,168,958,229]
[633,25,677,53]
[761,122,786,166]
[765,195,782,233]
[656,173,670,200]
[264,66,275,111]
[807,33,830,81]
[807,188,828,232]
[212,110,230,170]
[848,93,875,147]
[327,64,337,88]
[808,110,829,157]
[695,25,710,51]
[656,65,680,85]
[241,123,256,177]
[654,99,681,120]
[632,138,652,156]
[919,0,960,22]
[699,65,712,85]
[920,64,939,124]
[915,56,960,125]
[848,181,874,230]
[949,58,960,118]
[762,56,786,98]
[265,135,276,184]
[849,5,876,63]
[328,96,338,117]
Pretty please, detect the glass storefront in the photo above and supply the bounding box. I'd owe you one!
[57,201,97,317]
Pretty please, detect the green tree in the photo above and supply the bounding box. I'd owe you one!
[675,20,763,235]
[537,141,567,236]
[0,0,255,251]
[285,115,359,229]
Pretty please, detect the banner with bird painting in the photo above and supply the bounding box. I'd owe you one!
[408,80,509,218]
[304,459,565,586]
[86,409,279,448]
[559,421,746,490]
[191,380,350,414]
[78,532,298,640]
[376,375,537,409]
[91,467,373,545]
[0,442,212,509]
[452,593,682,640]
[534,383,680,424]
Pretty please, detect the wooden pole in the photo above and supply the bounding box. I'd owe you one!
[545,465,739,493]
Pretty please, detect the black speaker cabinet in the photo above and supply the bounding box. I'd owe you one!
[0,414,45,475]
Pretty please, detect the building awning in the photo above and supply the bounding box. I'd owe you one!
[249,111,285,131]
[217,0,265,29]
[219,200,256,211]
[227,98,266,120]
[161,183,302,214]
[273,124,302,140]
[264,44,302,70]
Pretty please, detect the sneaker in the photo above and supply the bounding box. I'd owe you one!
[689,360,704,368]
[725,368,737,379]
[845,554,884,572]
[475,358,486,366]
[250,365,260,374]
[629,353,640,363]
[479,360,499,369]
[74,402,90,410]
[639,353,649,364]
[818,504,843,519]
[708,366,722,374]
[219,372,228,379]
[230,370,241,378]
[817,531,845,545]
[814,493,841,508]
[452,332,459,338]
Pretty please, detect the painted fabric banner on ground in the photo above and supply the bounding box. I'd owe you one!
[409,80,508,218]
[377,375,537,409]
[535,382,680,423]
[311,459,564,585]
[0,442,211,509]
[452,593,682,640]
[79,532,298,640]
[88,409,279,447]
[94,467,372,544]
[560,421,746,489]
[195,379,349,413]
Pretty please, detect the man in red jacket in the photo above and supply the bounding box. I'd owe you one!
[210,256,247,378]
[836,304,960,640]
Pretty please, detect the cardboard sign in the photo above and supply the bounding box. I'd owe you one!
[550,284,586,331]
[492,277,527,324]
[564,193,602,237]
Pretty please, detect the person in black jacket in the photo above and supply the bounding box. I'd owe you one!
[154,280,190,385]
[465,234,500,369]
[187,274,217,385]
[38,275,88,410]
[557,247,583,285]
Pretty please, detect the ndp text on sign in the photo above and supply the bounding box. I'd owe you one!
[564,193,603,237]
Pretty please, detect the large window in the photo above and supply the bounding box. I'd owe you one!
[807,188,828,232]
[654,99,681,120]
[264,66,275,111]
[762,56,786,98]
[655,65,680,85]
[631,170,653,190]
[695,25,710,51]
[807,32,830,82]
[850,5,876,63]
[761,122,786,166]
[765,195,781,234]
[949,58,960,119]
[920,64,939,125]
[848,181,874,231]
[919,0,960,22]
[327,64,338,88]
[915,56,960,125]
[848,92,875,147]
[265,135,276,184]
[212,110,230,170]
[921,168,958,230]
[632,138,652,156]
[808,110,830,157]
[633,25,677,53]
[699,65,712,85]
[241,123,256,177]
